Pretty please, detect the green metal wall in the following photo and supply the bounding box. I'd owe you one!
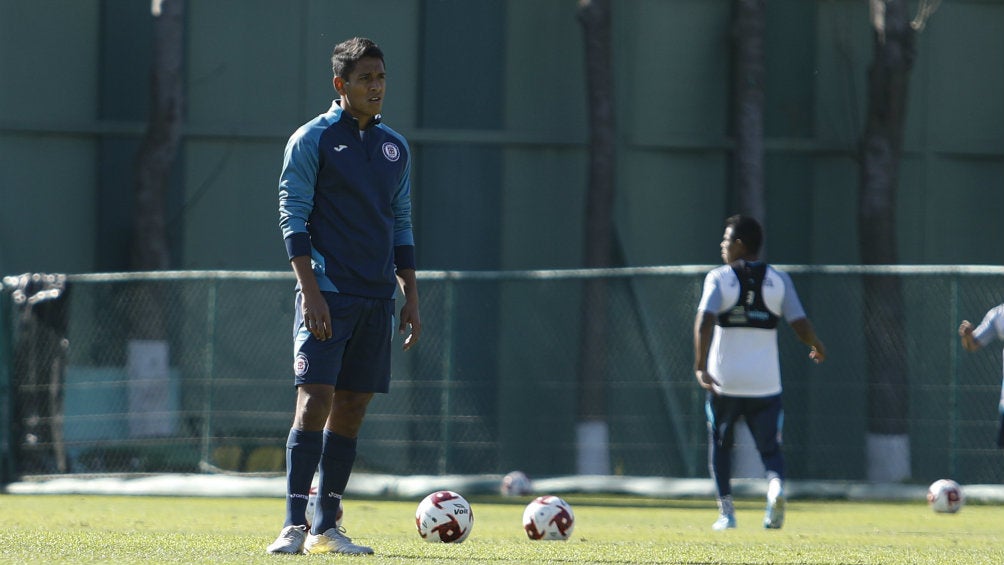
[0,0,1000,275]
[0,1,101,273]
[1,0,1001,276]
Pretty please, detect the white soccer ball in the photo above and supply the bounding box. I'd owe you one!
[501,470,533,496]
[522,495,575,541]
[304,485,343,529]
[415,490,474,543]
[927,479,964,514]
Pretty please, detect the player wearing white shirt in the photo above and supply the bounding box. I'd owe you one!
[697,263,806,397]
[958,304,1004,447]
[694,215,826,531]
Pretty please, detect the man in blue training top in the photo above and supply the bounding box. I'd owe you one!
[267,37,421,556]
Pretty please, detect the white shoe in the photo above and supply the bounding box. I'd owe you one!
[764,478,785,529]
[304,527,374,555]
[712,513,736,530]
[712,494,736,530]
[266,524,307,554]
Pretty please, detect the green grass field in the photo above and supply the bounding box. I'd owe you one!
[0,493,1000,564]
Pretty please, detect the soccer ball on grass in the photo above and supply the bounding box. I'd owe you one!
[926,479,964,514]
[415,490,474,543]
[500,470,533,496]
[304,485,343,529]
[523,495,575,540]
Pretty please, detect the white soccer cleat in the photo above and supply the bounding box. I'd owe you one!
[712,494,737,530]
[304,527,374,555]
[764,478,786,529]
[712,513,737,530]
[266,524,307,554]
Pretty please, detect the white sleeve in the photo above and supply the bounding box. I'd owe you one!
[697,270,722,314]
[776,269,807,322]
[973,305,1004,347]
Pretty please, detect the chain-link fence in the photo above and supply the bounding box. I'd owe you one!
[2,266,1003,485]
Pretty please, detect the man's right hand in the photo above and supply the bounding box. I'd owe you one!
[695,369,720,392]
[300,289,332,341]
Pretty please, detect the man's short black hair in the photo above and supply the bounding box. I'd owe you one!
[725,214,763,255]
[331,37,384,79]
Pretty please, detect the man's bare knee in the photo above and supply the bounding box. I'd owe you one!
[294,384,334,430]
[328,391,374,437]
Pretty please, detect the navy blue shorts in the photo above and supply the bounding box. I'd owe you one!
[291,291,393,393]
[706,393,784,454]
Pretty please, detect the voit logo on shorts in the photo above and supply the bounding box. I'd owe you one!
[294,353,309,377]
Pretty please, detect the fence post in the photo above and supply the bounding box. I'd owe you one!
[948,277,959,478]
[437,274,456,475]
[199,279,219,471]
[0,281,13,483]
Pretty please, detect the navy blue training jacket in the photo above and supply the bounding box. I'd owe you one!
[278,101,415,299]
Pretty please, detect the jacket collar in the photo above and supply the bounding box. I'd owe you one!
[330,100,382,130]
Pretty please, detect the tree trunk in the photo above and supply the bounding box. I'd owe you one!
[729,0,769,478]
[859,0,914,482]
[132,0,184,272]
[130,0,185,342]
[576,0,615,475]
[732,0,766,224]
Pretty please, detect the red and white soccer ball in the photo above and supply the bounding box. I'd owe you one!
[500,470,533,496]
[523,495,575,541]
[415,490,474,543]
[304,485,343,529]
[927,479,964,513]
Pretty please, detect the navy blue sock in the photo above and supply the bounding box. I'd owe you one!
[284,428,322,527]
[314,430,357,533]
